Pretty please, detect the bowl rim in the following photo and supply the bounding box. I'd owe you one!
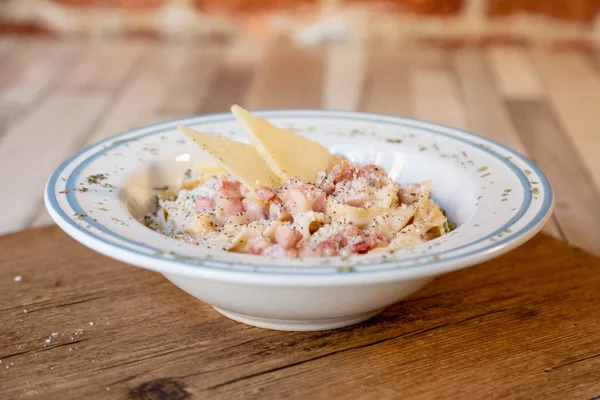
[45,109,554,286]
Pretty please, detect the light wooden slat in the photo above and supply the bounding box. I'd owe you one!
[0,92,112,235]
[0,41,81,107]
[360,45,412,117]
[453,49,528,154]
[410,67,468,130]
[323,41,367,110]
[507,100,600,255]
[86,45,190,145]
[0,36,18,61]
[60,40,149,90]
[155,45,222,116]
[0,39,42,91]
[245,40,324,109]
[530,49,600,191]
[198,63,254,115]
[453,48,563,240]
[485,46,543,99]
[0,104,20,140]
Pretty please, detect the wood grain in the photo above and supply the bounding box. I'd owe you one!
[154,45,222,116]
[245,39,324,109]
[1,228,600,399]
[0,92,112,235]
[485,46,543,99]
[359,45,413,117]
[452,48,563,240]
[85,45,190,145]
[410,66,468,130]
[507,100,600,255]
[0,41,81,107]
[530,49,600,191]
[60,40,149,91]
[323,42,367,110]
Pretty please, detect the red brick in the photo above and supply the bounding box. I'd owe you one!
[194,0,317,14]
[346,0,463,15]
[419,35,527,49]
[52,0,165,10]
[0,19,55,36]
[487,0,600,22]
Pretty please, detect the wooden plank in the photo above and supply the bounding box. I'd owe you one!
[85,45,190,145]
[1,228,600,398]
[0,39,44,91]
[323,41,367,110]
[0,41,81,108]
[360,45,412,117]
[453,48,563,239]
[410,67,468,130]
[60,40,149,91]
[530,49,600,192]
[0,104,20,141]
[245,40,324,109]
[198,63,254,115]
[507,100,600,256]
[0,92,112,235]
[485,46,543,99]
[0,36,18,62]
[154,44,222,116]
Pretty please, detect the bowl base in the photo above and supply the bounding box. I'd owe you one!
[212,307,385,331]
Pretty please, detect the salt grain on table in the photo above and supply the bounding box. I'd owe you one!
[13,276,22,282]
[23,309,27,313]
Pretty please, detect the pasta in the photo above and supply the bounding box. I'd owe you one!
[146,160,451,258]
[145,106,451,258]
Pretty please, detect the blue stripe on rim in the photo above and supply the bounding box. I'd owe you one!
[46,110,552,275]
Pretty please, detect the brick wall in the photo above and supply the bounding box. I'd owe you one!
[1,0,600,46]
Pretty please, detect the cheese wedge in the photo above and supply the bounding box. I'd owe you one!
[231,105,337,184]
[177,124,281,190]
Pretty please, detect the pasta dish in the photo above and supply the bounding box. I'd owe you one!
[145,106,450,258]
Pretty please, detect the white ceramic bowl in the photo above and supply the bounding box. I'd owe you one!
[45,110,553,331]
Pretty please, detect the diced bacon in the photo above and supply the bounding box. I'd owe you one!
[220,180,243,197]
[268,202,292,221]
[242,198,268,222]
[365,227,388,249]
[330,160,355,183]
[275,225,303,250]
[255,186,277,202]
[216,196,243,218]
[278,178,326,214]
[321,181,336,196]
[247,234,272,255]
[333,224,388,254]
[348,228,387,254]
[215,180,243,219]
[344,191,370,208]
[316,238,340,256]
[398,183,422,205]
[194,198,214,213]
[357,165,388,188]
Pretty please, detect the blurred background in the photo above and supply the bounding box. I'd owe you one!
[1,0,599,256]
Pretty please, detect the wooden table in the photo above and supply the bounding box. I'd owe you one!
[1,227,600,399]
[2,37,600,258]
